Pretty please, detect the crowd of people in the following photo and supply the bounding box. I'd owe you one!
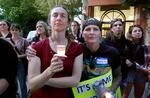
[0,5,150,98]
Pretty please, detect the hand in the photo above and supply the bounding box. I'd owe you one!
[55,54,67,60]
[49,54,64,74]
[102,91,114,98]
[26,46,36,59]
[126,59,133,67]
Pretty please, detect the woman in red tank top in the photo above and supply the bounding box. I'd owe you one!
[28,6,83,98]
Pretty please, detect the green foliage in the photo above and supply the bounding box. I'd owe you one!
[63,0,82,20]
[121,0,150,8]
[0,0,82,36]
[0,0,46,37]
[121,0,136,5]
[120,0,150,14]
[34,0,50,18]
[35,0,82,20]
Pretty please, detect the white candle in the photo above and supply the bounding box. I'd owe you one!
[56,45,66,56]
[104,92,114,98]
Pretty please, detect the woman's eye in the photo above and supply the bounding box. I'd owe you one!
[52,14,58,17]
[62,15,66,18]
[93,28,98,31]
[61,14,67,18]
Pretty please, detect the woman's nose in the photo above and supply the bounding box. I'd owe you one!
[56,15,62,20]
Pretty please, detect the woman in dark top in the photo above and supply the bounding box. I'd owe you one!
[102,18,128,95]
[69,21,84,43]
[123,25,146,98]
[0,38,18,98]
[82,18,122,98]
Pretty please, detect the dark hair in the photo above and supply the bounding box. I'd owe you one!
[71,21,81,37]
[106,18,125,41]
[127,25,145,44]
[110,18,123,28]
[0,19,11,31]
[10,23,21,32]
[82,18,102,32]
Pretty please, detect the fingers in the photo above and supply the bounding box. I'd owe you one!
[51,54,64,63]
[126,59,133,67]
[54,54,67,60]
[50,55,64,74]
[50,64,63,73]
[49,61,63,74]
[26,46,36,57]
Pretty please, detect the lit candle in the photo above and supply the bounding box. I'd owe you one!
[56,45,66,56]
[104,92,114,98]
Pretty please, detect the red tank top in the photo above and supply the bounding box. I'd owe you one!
[31,38,83,98]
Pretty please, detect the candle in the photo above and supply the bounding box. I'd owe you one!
[56,45,66,56]
[104,92,114,98]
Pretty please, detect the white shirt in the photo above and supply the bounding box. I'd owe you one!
[26,30,36,41]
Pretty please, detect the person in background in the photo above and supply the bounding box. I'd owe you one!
[9,23,29,98]
[0,20,12,38]
[28,6,83,98]
[70,21,84,43]
[82,18,122,98]
[101,18,128,95]
[0,38,18,98]
[26,30,36,42]
[31,20,49,44]
[123,25,146,98]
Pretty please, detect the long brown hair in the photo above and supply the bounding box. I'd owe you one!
[36,20,49,37]
[126,25,145,44]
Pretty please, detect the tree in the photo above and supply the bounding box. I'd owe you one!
[63,0,82,20]
[0,0,82,36]
[34,0,50,18]
[0,0,46,37]
[121,0,150,6]
[34,0,82,20]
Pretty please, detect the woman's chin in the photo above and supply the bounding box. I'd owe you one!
[87,40,98,44]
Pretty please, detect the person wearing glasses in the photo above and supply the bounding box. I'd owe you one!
[82,18,122,98]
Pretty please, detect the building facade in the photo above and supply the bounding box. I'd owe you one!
[82,0,148,38]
